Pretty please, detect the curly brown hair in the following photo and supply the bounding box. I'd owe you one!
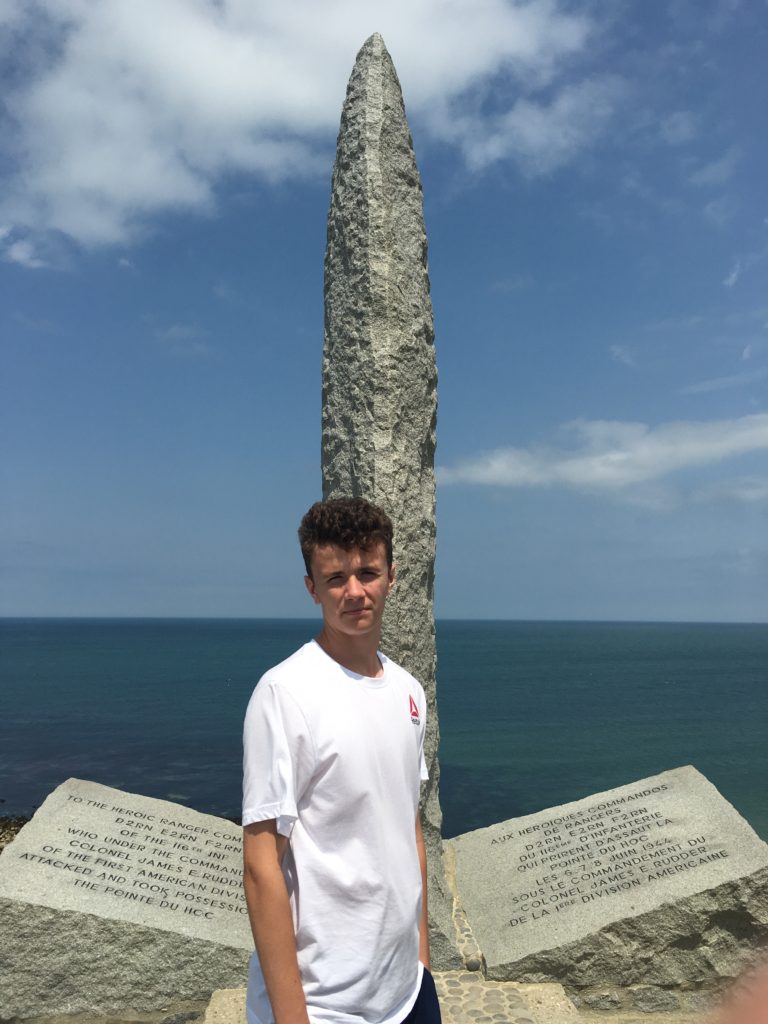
[298,497,394,576]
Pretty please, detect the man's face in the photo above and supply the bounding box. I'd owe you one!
[304,542,395,640]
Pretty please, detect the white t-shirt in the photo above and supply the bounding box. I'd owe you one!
[242,640,429,1024]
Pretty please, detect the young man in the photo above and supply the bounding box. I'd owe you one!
[242,497,440,1024]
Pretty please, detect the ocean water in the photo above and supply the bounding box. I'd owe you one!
[1,618,766,840]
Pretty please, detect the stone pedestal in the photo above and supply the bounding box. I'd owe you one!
[447,766,768,993]
[0,779,250,1018]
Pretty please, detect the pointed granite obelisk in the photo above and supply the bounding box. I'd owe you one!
[322,34,459,968]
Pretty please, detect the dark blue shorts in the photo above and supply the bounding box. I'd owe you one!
[401,968,442,1024]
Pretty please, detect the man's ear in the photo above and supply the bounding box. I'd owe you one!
[304,575,320,604]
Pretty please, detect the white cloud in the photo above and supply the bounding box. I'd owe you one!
[3,238,47,268]
[680,367,768,395]
[703,195,738,226]
[0,0,26,32]
[0,0,613,248]
[660,110,697,145]
[689,146,741,187]
[154,322,210,356]
[645,312,706,332]
[609,344,635,368]
[707,0,744,34]
[157,323,204,341]
[694,477,768,504]
[118,257,135,270]
[724,306,768,329]
[723,260,741,288]
[12,311,56,332]
[438,413,768,493]
[449,75,627,175]
[490,273,535,293]
[721,245,768,288]
[621,171,654,202]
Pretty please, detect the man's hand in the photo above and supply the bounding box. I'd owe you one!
[415,813,430,970]
[243,820,310,1024]
[715,960,768,1024]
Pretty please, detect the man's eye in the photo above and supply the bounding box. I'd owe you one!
[360,570,378,578]
[327,575,344,584]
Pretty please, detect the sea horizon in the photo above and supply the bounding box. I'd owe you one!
[2,618,766,839]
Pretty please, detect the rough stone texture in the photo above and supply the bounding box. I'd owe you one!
[6,1002,208,1024]
[515,983,583,1024]
[572,984,724,1016]
[628,988,681,1013]
[581,990,624,1011]
[578,1016,701,1024]
[447,767,768,992]
[0,780,250,1018]
[203,990,246,1024]
[443,841,485,972]
[322,33,457,968]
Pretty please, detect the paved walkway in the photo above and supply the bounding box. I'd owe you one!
[202,980,574,1024]
[433,971,580,1024]
[202,976,709,1024]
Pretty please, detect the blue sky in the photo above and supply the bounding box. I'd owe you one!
[2,0,766,621]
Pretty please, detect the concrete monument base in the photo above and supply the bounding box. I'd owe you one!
[0,779,250,1019]
[446,767,768,997]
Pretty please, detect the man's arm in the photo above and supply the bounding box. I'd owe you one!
[415,812,430,970]
[243,820,310,1024]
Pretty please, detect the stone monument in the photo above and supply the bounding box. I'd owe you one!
[322,34,458,967]
[0,779,251,1018]
[446,766,768,1007]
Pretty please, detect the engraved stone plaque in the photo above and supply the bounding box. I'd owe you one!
[0,779,251,1017]
[447,766,768,990]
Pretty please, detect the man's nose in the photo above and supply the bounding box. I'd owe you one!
[344,574,365,600]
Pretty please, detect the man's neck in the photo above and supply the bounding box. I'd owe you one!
[314,627,383,678]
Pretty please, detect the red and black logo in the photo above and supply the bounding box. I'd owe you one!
[409,695,420,724]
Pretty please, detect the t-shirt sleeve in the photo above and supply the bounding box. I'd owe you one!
[242,678,315,836]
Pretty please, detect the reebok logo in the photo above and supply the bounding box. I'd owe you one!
[409,695,420,724]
